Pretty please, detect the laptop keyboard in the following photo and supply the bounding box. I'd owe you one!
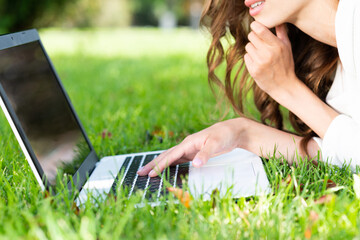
[111,154,189,201]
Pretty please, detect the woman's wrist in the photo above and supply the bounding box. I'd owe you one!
[267,73,301,103]
[232,117,251,149]
[229,116,322,161]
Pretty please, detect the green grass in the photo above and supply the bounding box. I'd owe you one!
[0,28,360,239]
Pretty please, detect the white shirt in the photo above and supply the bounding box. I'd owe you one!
[313,0,360,171]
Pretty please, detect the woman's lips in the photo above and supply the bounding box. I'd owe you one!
[245,1,265,17]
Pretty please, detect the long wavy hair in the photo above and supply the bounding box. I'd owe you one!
[200,0,339,155]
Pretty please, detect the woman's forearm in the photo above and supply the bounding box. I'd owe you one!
[139,117,322,176]
[270,78,339,139]
[238,118,321,163]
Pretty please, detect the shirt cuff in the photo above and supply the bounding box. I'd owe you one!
[321,114,359,170]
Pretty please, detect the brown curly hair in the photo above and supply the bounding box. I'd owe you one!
[200,0,339,154]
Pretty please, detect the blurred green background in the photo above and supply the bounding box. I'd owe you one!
[0,0,204,33]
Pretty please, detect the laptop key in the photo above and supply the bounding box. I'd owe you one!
[111,155,144,194]
[148,176,162,192]
[111,156,132,193]
[133,175,149,190]
[112,156,190,200]
[165,166,177,188]
[175,163,190,188]
[123,155,143,187]
[143,154,157,165]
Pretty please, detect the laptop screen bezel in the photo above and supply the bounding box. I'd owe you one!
[0,29,99,193]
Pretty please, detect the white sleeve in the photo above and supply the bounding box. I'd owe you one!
[335,0,360,77]
[354,1,360,75]
[314,115,360,171]
[313,0,360,172]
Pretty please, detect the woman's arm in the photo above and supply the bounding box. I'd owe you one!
[245,20,360,171]
[238,118,320,162]
[245,21,339,139]
[272,76,338,139]
[137,118,320,177]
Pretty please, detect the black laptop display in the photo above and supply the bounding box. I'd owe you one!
[0,41,91,186]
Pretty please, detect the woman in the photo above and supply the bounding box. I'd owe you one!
[138,0,360,177]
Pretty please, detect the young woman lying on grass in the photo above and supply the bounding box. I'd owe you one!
[138,0,360,177]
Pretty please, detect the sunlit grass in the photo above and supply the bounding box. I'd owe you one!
[0,28,359,239]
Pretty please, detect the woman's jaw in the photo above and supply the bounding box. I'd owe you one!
[243,0,338,49]
[244,0,309,29]
[244,0,288,28]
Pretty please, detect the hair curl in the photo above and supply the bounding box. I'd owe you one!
[200,0,339,155]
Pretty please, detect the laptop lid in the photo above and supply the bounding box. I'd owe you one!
[0,29,99,193]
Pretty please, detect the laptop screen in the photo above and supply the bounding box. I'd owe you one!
[0,40,91,186]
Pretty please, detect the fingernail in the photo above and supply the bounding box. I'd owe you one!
[193,158,203,167]
[149,170,156,177]
[137,166,144,173]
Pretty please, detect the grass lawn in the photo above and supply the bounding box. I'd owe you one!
[0,28,359,239]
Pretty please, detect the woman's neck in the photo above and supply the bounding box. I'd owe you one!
[289,0,339,47]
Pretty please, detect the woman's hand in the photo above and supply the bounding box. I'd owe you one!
[244,21,339,138]
[137,118,247,177]
[244,21,298,98]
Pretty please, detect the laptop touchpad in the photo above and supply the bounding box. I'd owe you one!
[188,148,268,200]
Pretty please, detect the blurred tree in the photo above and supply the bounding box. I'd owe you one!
[131,0,162,26]
[189,0,203,29]
[48,0,131,28]
[0,0,70,33]
[0,0,204,33]
[131,0,190,27]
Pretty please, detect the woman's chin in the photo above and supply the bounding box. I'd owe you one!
[253,17,279,29]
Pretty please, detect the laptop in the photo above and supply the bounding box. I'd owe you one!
[0,29,270,205]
